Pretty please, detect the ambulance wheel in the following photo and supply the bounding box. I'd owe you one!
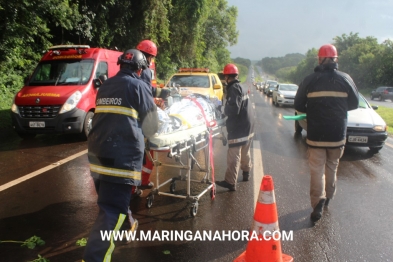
[170,181,176,193]
[190,202,198,217]
[295,120,303,134]
[17,132,36,140]
[82,111,94,139]
[146,195,154,208]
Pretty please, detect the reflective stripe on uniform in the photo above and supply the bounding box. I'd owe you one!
[307,91,348,98]
[306,138,346,147]
[228,133,254,145]
[95,105,139,119]
[104,213,126,262]
[142,166,152,174]
[90,164,141,180]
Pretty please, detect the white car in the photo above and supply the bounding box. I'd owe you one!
[272,84,299,106]
[295,94,388,153]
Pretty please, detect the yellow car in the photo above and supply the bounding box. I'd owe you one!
[166,68,224,102]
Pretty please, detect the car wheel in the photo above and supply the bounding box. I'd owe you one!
[81,111,94,140]
[295,120,303,134]
[379,95,383,101]
[369,146,382,153]
[370,95,374,100]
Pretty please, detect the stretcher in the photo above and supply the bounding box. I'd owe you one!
[144,117,227,217]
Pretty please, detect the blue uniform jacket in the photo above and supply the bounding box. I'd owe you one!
[88,68,158,185]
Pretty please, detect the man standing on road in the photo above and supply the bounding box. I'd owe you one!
[83,49,158,262]
[294,44,359,222]
[216,63,255,191]
[133,39,170,194]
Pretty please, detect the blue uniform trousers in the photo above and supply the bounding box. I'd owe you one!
[83,178,132,262]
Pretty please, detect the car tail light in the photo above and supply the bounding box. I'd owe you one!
[384,90,388,94]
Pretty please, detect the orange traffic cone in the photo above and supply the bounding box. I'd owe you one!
[234,175,293,262]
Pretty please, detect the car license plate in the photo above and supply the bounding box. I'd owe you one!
[29,121,45,128]
[348,136,368,143]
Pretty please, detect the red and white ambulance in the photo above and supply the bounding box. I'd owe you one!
[11,45,123,139]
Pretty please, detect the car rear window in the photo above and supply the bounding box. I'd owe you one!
[168,75,210,88]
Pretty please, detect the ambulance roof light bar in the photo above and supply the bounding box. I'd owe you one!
[48,45,90,50]
[48,45,90,55]
[178,68,210,73]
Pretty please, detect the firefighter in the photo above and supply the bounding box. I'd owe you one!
[216,64,255,191]
[135,39,169,191]
[83,49,158,262]
[294,44,359,222]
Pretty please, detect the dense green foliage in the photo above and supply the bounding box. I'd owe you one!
[257,53,305,76]
[232,57,251,68]
[262,33,393,90]
[0,0,239,112]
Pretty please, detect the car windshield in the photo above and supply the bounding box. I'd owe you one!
[29,59,95,86]
[168,75,210,88]
[358,94,369,109]
[280,84,298,91]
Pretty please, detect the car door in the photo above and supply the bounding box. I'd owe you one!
[214,75,224,101]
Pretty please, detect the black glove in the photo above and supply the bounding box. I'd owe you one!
[158,88,170,99]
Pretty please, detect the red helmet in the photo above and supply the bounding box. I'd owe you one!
[136,40,157,57]
[223,63,239,75]
[318,44,338,58]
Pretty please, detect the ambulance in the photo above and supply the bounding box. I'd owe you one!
[11,45,123,139]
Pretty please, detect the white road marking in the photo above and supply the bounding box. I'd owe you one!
[385,142,393,149]
[0,149,88,192]
[252,139,264,211]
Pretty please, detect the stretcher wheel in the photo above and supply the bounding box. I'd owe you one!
[210,187,216,199]
[146,195,154,208]
[170,181,176,193]
[190,202,198,217]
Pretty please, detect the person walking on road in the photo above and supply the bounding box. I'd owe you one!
[294,44,359,222]
[83,49,158,262]
[216,63,255,191]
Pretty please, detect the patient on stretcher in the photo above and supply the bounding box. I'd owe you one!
[155,94,223,136]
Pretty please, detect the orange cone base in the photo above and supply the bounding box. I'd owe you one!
[233,251,293,262]
[233,251,246,262]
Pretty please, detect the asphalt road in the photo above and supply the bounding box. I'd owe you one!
[1,71,393,261]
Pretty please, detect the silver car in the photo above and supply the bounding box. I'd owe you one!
[295,94,388,153]
[272,84,298,106]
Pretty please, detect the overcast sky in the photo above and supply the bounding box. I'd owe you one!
[226,0,393,60]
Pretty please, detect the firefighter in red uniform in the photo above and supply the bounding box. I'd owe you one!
[83,49,158,262]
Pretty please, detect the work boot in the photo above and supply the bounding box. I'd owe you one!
[138,181,154,189]
[242,172,250,182]
[310,199,325,222]
[215,180,236,191]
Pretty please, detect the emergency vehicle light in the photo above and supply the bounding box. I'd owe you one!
[178,68,210,73]
[49,45,90,50]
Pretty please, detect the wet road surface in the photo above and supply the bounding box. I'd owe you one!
[1,77,393,261]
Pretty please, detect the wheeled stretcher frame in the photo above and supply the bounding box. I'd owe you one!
[145,122,227,217]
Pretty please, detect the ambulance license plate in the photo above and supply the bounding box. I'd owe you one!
[348,136,368,143]
[29,121,45,128]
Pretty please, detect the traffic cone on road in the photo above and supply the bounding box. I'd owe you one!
[234,175,293,262]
